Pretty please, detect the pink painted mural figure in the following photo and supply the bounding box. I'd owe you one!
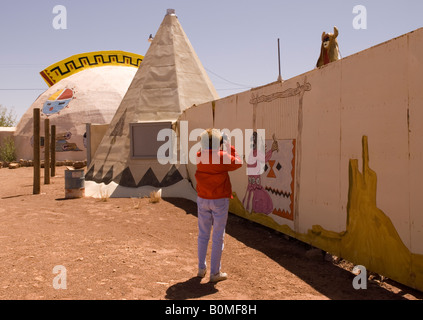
[243,132,279,214]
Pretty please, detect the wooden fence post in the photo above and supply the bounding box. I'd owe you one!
[44,118,50,184]
[33,108,40,194]
[51,124,56,177]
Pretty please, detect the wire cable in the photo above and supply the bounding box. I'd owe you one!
[0,89,46,91]
[204,66,255,89]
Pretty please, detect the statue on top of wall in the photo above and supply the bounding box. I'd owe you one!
[316,26,341,68]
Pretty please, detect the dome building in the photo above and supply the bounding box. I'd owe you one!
[14,51,143,161]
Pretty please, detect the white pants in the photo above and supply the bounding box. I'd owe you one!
[197,197,229,275]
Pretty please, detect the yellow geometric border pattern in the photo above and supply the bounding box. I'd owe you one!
[40,51,144,87]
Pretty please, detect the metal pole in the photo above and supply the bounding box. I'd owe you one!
[44,118,50,185]
[51,125,56,177]
[277,38,282,82]
[33,108,41,194]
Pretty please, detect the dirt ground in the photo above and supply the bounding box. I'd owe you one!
[0,166,422,301]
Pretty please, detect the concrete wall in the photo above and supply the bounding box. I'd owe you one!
[0,127,16,146]
[0,127,16,160]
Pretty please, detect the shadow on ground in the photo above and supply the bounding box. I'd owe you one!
[165,277,218,300]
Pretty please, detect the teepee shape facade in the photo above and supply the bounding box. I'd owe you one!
[86,9,218,198]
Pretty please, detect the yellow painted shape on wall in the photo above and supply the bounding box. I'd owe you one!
[229,136,423,292]
[341,136,423,290]
[40,51,144,87]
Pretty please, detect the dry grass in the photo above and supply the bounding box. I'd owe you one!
[131,196,142,209]
[98,187,110,202]
[149,189,162,203]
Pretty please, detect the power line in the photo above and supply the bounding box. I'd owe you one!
[1,67,255,92]
[0,65,255,90]
[0,64,47,66]
[204,67,255,89]
[0,89,46,91]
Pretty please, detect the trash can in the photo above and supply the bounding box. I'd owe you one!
[65,169,85,199]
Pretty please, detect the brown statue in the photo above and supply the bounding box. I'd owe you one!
[316,27,340,68]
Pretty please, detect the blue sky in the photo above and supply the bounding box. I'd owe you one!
[0,0,422,121]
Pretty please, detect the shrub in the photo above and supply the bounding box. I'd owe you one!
[0,136,16,162]
[0,105,17,127]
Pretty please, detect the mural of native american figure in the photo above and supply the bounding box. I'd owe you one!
[242,130,296,223]
[243,132,279,215]
[261,139,296,221]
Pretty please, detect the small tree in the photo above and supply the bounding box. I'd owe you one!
[0,104,17,127]
[0,136,16,162]
[0,105,17,162]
